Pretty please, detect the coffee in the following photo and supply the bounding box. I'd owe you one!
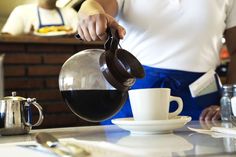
[61,90,127,122]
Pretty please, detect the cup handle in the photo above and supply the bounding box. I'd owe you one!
[168,96,183,119]
[25,98,44,127]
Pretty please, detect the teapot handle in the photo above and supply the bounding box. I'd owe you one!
[26,98,44,127]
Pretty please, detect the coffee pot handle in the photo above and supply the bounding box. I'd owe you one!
[100,28,145,91]
[26,98,44,126]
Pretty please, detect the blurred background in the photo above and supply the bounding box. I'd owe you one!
[0,0,103,129]
[0,0,84,29]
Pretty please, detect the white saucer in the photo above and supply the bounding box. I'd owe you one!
[111,116,192,135]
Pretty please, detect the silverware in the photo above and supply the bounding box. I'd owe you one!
[35,132,89,157]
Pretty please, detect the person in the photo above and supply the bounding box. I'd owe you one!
[77,0,236,123]
[1,0,78,35]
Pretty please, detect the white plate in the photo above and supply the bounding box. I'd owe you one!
[111,116,192,135]
[33,31,70,37]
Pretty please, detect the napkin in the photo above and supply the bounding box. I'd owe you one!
[188,126,236,138]
[189,69,220,97]
[0,138,136,157]
[0,145,56,157]
[211,127,236,135]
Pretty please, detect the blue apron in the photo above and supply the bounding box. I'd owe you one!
[101,66,221,125]
[37,7,65,28]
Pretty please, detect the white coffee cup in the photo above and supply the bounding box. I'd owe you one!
[128,88,183,121]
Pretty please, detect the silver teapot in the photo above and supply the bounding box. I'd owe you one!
[0,92,44,135]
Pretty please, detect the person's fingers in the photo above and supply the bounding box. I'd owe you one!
[205,118,218,129]
[95,14,108,40]
[78,14,93,41]
[81,24,92,41]
[205,110,216,121]
[200,107,210,121]
[199,119,208,129]
[212,112,221,121]
[77,15,87,40]
[117,25,126,39]
[212,109,221,121]
[77,13,126,41]
[208,106,220,121]
[205,106,220,121]
[205,109,220,128]
[200,105,221,121]
[77,26,84,40]
[106,14,126,39]
[88,22,98,41]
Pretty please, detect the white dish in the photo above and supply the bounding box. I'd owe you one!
[111,116,192,135]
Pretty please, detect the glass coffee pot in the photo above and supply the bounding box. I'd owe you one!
[59,28,145,122]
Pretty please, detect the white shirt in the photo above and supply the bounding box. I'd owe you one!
[116,0,236,72]
[1,4,78,35]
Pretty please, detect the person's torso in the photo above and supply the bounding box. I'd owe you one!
[37,6,65,28]
[117,0,233,72]
[19,4,75,33]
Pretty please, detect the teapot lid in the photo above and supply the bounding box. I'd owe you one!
[4,91,26,101]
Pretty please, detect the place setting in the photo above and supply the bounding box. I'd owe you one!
[112,88,192,135]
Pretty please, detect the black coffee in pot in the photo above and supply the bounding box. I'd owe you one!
[61,90,127,122]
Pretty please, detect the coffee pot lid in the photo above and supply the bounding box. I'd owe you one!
[4,91,26,101]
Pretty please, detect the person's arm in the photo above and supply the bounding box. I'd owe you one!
[224,26,236,84]
[77,0,125,41]
[91,0,118,17]
[199,27,236,121]
[1,6,25,35]
[199,1,236,121]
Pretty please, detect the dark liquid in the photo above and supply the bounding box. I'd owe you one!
[61,90,127,122]
[0,113,5,128]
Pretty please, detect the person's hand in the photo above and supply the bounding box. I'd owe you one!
[199,118,221,130]
[199,105,221,121]
[77,0,126,41]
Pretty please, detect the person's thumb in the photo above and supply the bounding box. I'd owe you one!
[106,14,126,39]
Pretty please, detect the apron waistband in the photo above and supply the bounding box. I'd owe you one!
[134,66,217,91]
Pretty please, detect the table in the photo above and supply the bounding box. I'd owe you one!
[1,121,236,157]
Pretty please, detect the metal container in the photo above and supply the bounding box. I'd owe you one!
[220,85,233,121]
[0,92,44,135]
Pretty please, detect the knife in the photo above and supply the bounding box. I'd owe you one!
[35,132,89,157]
